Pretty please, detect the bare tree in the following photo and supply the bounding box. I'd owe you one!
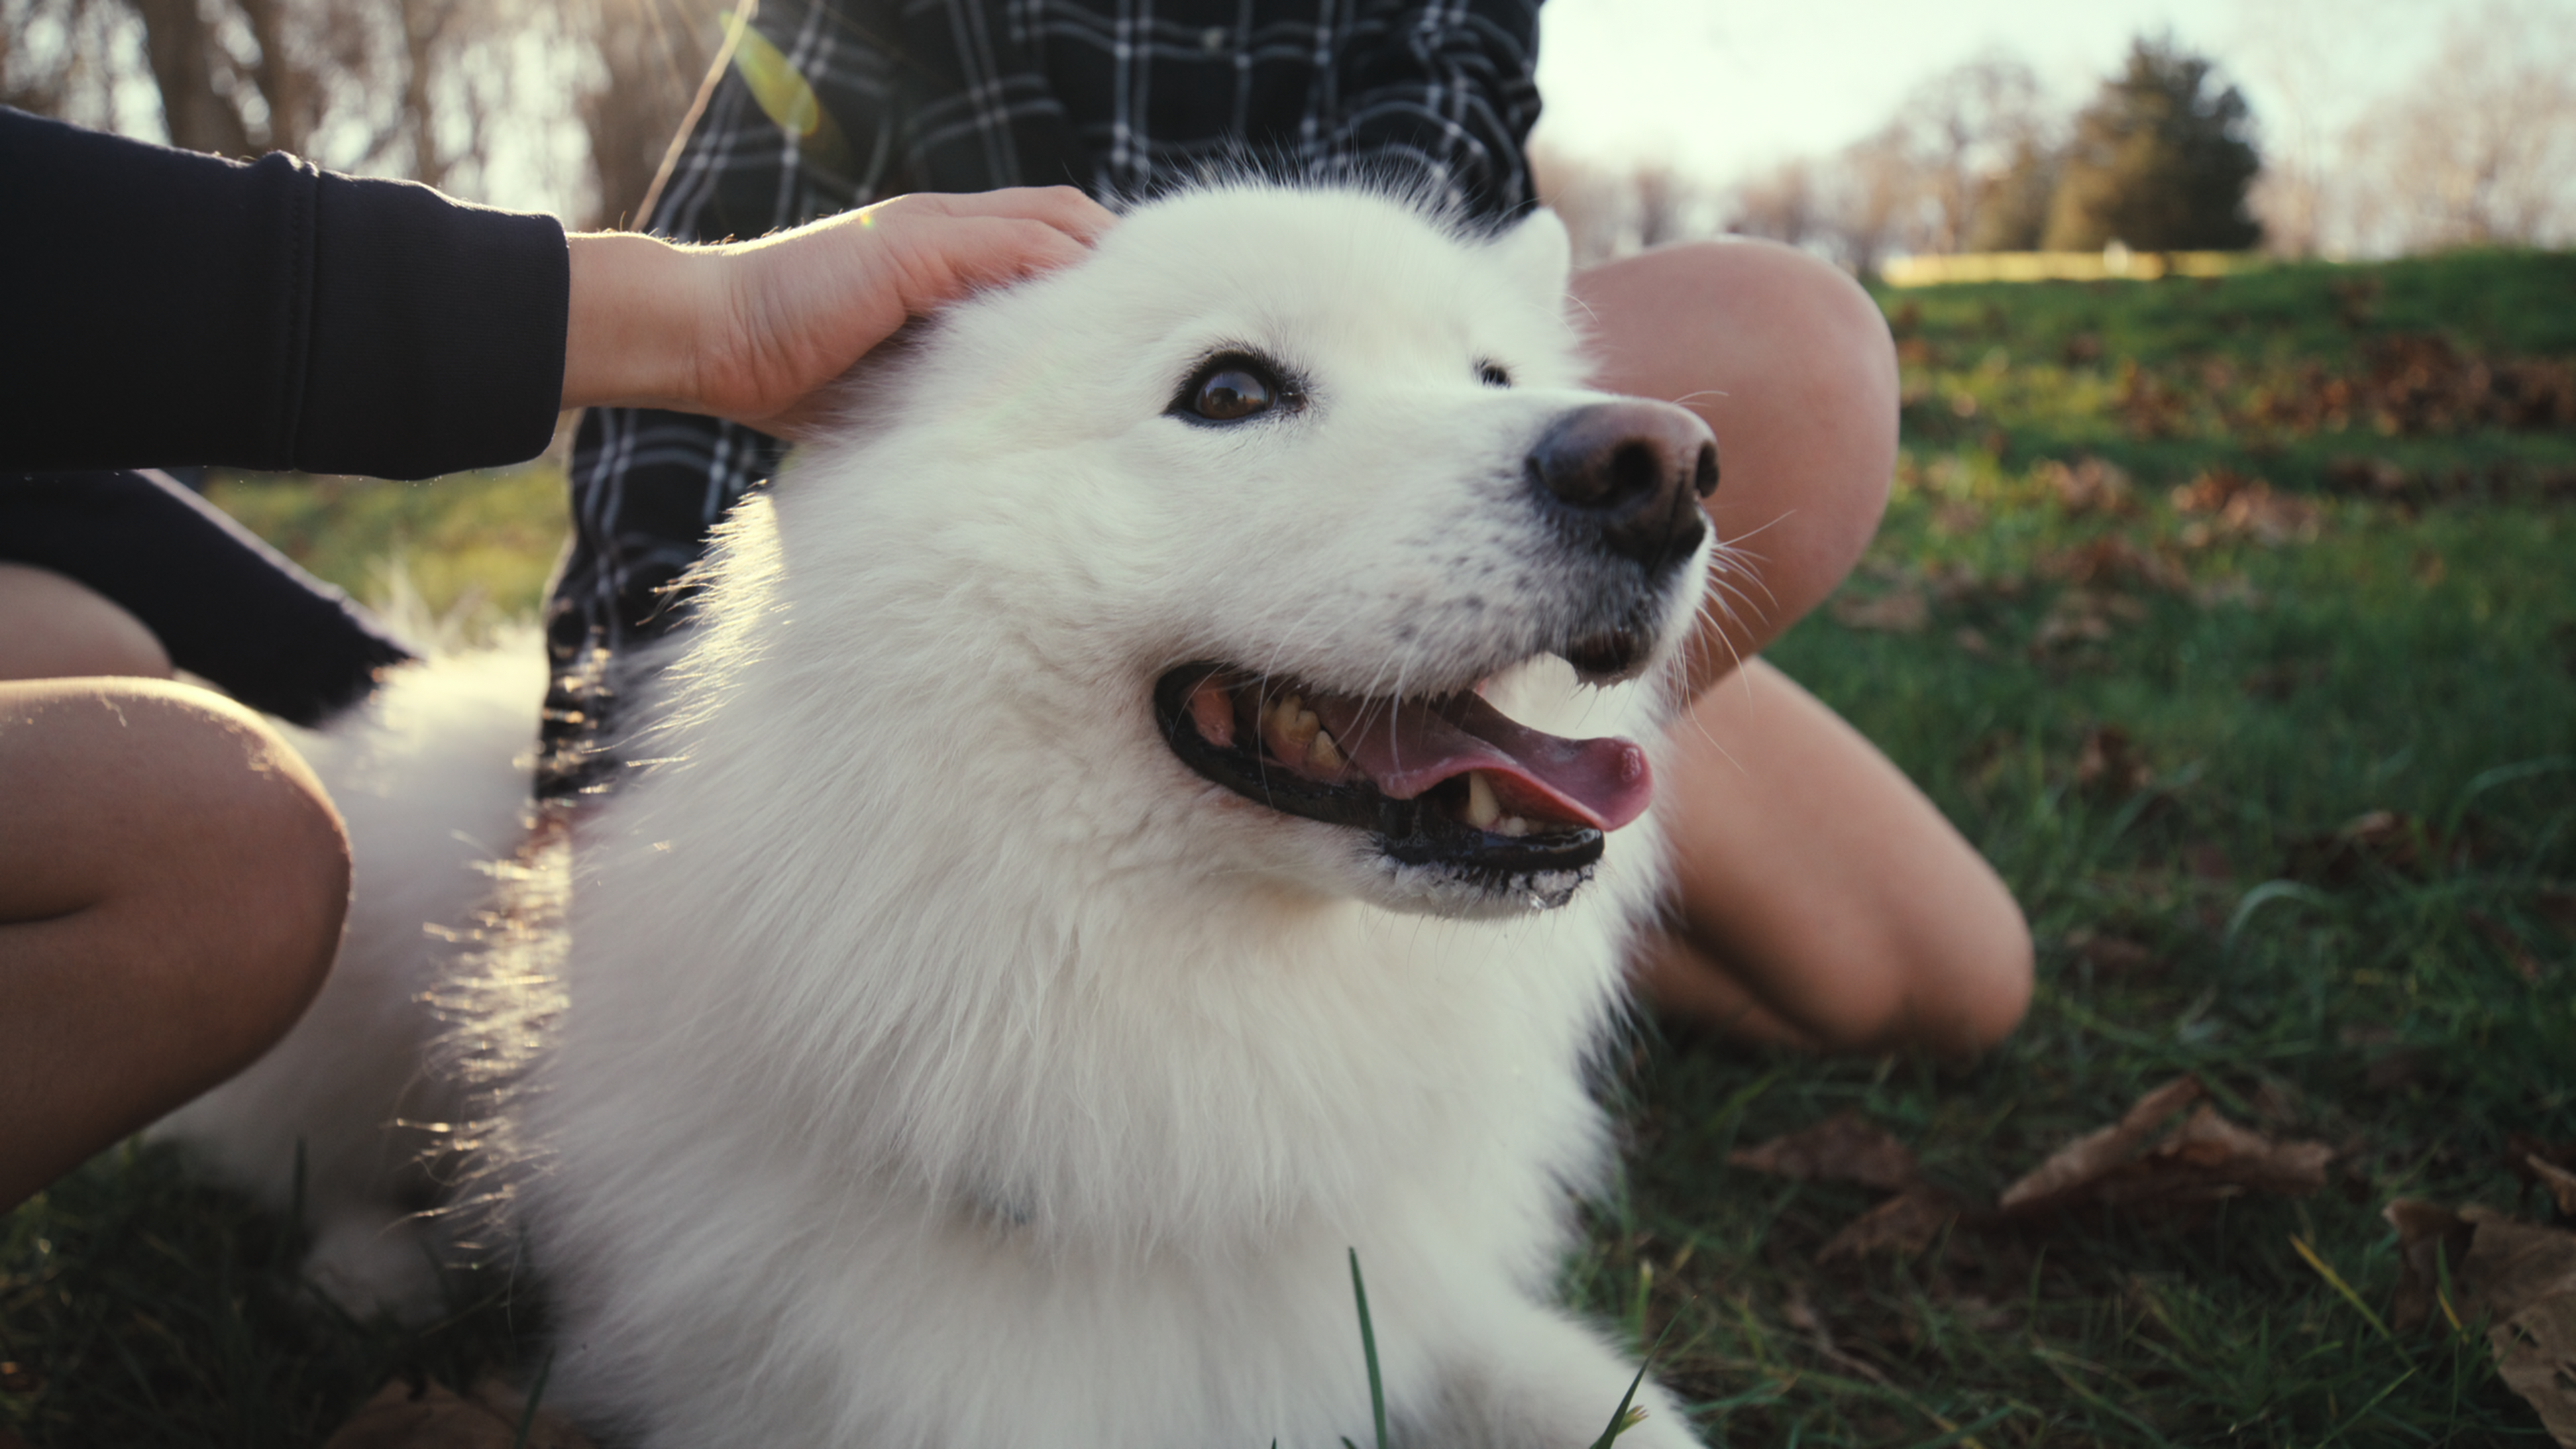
[1531,145,1717,266]
[3,0,708,221]
[1888,50,2053,255]
[1717,49,2057,270]
[579,0,724,229]
[1,0,151,130]
[2341,0,2576,252]
[2229,0,2404,256]
[1721,155,1824,250]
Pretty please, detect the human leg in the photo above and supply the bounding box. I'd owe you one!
[0,470,413,726]
[0,562,173,682]
[1570,240,2033,1055]
[1569,238,1897,678]
[1638,661,2032,1055]
[0,679,350,1208]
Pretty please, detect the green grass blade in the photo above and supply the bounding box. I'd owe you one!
[2288,1235,2394,1342]
[511,1348,557,1449]
[1588,1307,1682,1448]
[1348,1248,1388,1449]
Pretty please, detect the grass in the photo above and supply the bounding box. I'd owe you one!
[5,250,2573,1446]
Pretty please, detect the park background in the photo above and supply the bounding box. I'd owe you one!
[4,0,2575,1444]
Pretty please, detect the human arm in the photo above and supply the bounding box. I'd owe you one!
[0,107,1112,478]
[561,186,1114,439]
[1,107,565,480]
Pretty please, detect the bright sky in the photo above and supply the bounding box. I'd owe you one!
[1527,0,2463,184]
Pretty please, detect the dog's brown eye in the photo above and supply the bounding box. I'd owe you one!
[1193,368,1274,421]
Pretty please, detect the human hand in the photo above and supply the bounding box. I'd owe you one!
[561,187,1117,437]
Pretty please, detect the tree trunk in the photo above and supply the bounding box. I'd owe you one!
[125,0,252,156]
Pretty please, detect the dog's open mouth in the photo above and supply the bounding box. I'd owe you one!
[1152,663,1652,883]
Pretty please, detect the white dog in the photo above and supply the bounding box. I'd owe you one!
[166,182,1722,1448]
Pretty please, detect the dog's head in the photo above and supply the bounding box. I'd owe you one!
[745,184,1715,920]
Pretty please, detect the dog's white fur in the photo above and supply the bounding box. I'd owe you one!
[165,184,1713,1448]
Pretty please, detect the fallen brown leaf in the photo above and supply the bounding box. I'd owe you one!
[1997,1078,2332,1219]
[2388,1199,2576,1443]
[1830,588,1930,633]
[2032,598,2116,651]
[2533,1158,2576,1218]
[321,1376,595,1449]
[2040,535,2187,592]
[2494,1298,2576,1448]
[2386,1198,2478,1332]
[2000,1077,2204,1212]
[1817,1183,1962,1263]
[2063,928,2166,984]
[2454,1209,2576,1444]
[2170,468,2319,546]
[2038,455,2134,515]
[2512,1136,2576,1204]
[2074,724,2153,796]
[2467,909,2549,983]
[2457,1208,2576,1325]
[2286,809,2457,885]
[1729,1111,1917,1191]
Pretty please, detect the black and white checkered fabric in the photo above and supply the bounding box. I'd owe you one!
[545,0,1541,794]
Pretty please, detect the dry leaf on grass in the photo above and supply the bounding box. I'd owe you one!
[1817,1184,1963,1263]
[2170,468,2319,547]
[1729,1113,1957,1264]
[1829,588,1930,634]
[2386,1198,2480,1332]
[2285,809,2480,885]
[321,1376,595,1449]
[1996,1077,2332,1220]
[2495,1299,2576,1448]
[2063,928,2167,984]
[2074,724,2153,796]
[2461,1210,2576,1447]
[2039,456,2134,515]
[2533,1158,2576,1218]
[1729,1111,1918,1191]
[2513,1137,2576,1216]
[2039,535,2187,592]
[2385,1199,2576,1444]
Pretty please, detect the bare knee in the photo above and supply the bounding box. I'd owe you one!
[0,564,173,682]
[1904,904,2035,1059]
[0,680,349,1197]
[125,688,352,1067]
[1572,240,1898,671]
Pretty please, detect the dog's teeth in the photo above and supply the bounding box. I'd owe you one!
[1260,691,1322,763]
[1307,729,1346,771]
[1187,680,1236,749]
[1464,771,1501,830]
[1493,815,1533,838]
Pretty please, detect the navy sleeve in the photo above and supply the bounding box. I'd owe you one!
[1333,0,1542,225]
[0,106,570,481]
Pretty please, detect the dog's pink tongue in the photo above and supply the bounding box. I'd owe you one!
[1308,693,1654,831]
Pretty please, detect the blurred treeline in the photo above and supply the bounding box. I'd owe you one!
[0,0,715,224]
[1537,0,2576,272]
[6,0,2572,263]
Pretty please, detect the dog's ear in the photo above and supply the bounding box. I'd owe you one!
[1489,207,1573,301]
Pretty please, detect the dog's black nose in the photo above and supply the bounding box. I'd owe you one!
[1525,400,1718,575]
